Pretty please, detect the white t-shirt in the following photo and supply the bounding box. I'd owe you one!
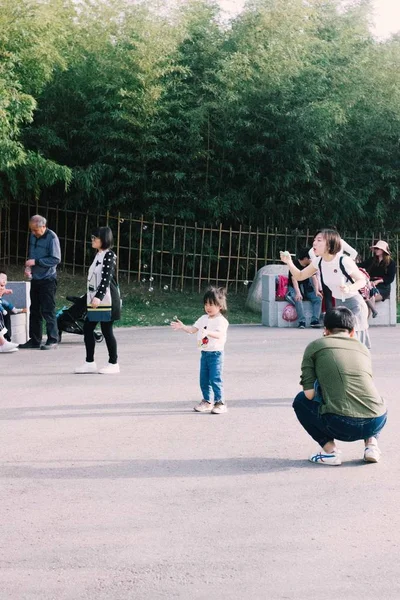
[311,254,364,300]
[193,314,229,351]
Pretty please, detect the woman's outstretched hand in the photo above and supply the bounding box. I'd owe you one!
[280,250,294,264]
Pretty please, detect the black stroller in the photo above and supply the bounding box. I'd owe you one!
[56,295,103,343]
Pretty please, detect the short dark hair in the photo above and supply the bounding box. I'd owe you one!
[0,268,6,276]
[92,226,113,250]
[324,307,355,333]
[203,286,227,314]
[316,229,342,255]
[297,248,310,261]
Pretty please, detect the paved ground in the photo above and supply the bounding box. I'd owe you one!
[1,324,400,599]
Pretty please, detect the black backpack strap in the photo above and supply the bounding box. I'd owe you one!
[318,257,324,287]
[339,256,354,284]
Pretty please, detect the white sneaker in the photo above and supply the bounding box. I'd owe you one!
[74,361,98,374]
[0,341,18,353]
[211,402,228,414]
[194,400,213,412]
[98,363,120,374]
[309,449,342,466]
[364,445,381,463]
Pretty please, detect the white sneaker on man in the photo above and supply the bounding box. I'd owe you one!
[74,361,98,374]
[98,363,120,374]
[0,341,18,353]
[364,445,381,463]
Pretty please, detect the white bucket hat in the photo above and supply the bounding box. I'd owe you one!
[370,240,390,255]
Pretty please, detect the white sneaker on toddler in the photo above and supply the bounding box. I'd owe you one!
[74,361,98,374]
[98,363,120,374]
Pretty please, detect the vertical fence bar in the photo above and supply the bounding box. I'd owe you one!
[127,214,132,284]
[72,211,78,276]
[170,219,177,291]
[215,223,223,286]
[138,215,144,282]
[63,210,68,269]
[180,221,187,291]
[7,206,10,264]
[83,212,89,274]
[192,222,197,293]
[207,226,213,285]
[235,224,242,292]
[245,225,251,284]
[254,226,259,279]
[226,226,232,289]
[198,223,206,293]
[16,202,21,264]
[150,218,156,283]
[116,212,121,279]
[159,219,165,289]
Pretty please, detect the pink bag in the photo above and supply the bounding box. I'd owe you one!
[282,303,298,322]
[276,275,289,300]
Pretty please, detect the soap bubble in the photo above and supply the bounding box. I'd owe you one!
[163,285,168,290]
[164,319,169,324]
[143,225,147,230]
[149,287,154,292]
[149,276,154,282]
[141,278,146,283]
[145,301,150,306]
[173,315,177,320]
[243,280,249,286]
[161,313,165,316]
[119,218,124,224]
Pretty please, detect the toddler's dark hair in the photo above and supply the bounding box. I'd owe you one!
[0,268,7,276]
[324,307,355,333]
[297,248,310,261]
[203,287,227,314]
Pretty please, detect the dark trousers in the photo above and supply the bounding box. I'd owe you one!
[3,311,11,341]
[293,392,387,447]
[84,320,118,364]
[29,278,58,345]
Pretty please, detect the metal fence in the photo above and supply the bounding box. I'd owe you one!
[0,202,399,294]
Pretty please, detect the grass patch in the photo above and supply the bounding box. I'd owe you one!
[4,267,261,327]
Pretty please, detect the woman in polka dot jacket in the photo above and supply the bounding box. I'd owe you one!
[75,226,121,374]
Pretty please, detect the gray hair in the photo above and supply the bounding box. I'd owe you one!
[30,214,47,227]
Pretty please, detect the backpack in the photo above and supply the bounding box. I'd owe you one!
[276,275,289,300]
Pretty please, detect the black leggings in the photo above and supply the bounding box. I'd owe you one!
[83,320,118,364]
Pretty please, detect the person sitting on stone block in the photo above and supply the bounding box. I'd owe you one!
[0,271,27,344]
[285,248,322,329]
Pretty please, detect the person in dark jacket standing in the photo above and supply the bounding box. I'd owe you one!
[19,215,61,350]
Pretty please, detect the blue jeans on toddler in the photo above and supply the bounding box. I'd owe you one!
[293,392,387,447]
[200,351,224,403]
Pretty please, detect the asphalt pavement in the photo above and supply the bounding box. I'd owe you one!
[1,324,399,599]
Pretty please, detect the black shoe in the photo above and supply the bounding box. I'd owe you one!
[310,319,321,328]
[18,339,41,349]
[297,321,306,329]
[40,342,58,350]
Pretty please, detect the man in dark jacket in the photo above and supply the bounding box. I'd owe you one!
[19,215,61,350]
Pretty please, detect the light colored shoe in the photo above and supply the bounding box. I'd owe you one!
[98,363,120,374]
[211,402,228,414]
[364,445,381,463]
[0,341,18,353]
[194,400,213,412]
[74,361,98,374]
[309,449,342,466]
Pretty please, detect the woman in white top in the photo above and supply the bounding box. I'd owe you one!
[281,229,370,348]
